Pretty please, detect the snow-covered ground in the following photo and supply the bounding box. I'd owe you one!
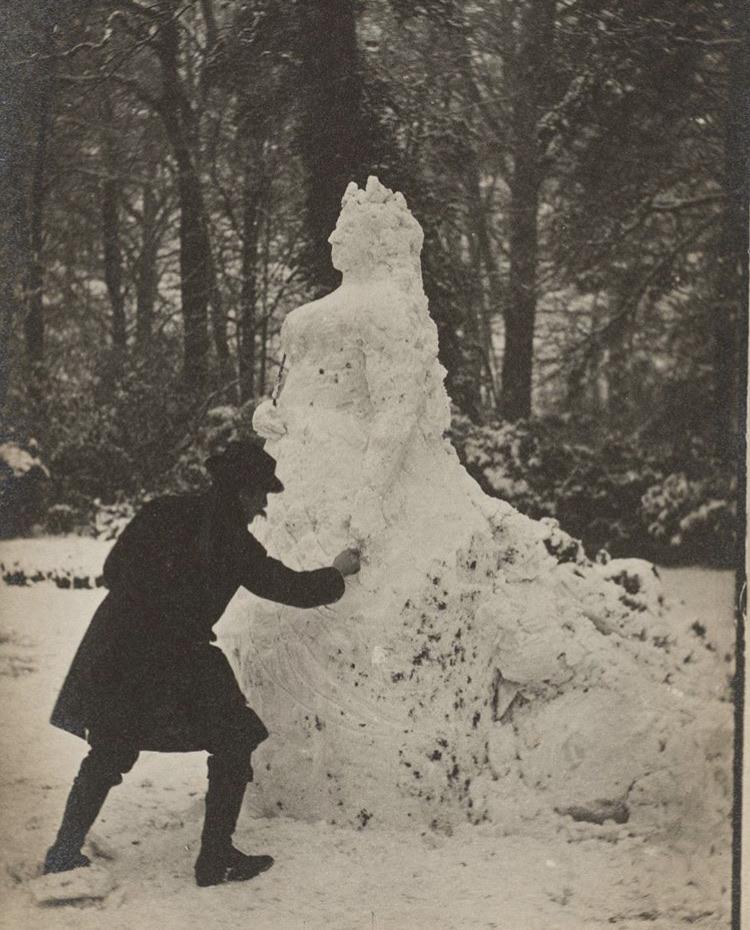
[0,538,736,930]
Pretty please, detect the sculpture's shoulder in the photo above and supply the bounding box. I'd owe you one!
[284,293,327,324]
[280,281,427,362]
[282,288,376,365]
[281,291,343,343]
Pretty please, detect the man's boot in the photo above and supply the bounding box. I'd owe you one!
[43,769,113,874]
[43,742,137,875]
[194,755,274,887]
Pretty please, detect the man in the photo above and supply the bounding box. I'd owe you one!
[44,440,360,886]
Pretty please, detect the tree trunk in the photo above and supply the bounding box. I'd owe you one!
[452,0,502,411]
[464,219,492,406]
[297,0,372,295]
[102,175,126,353]
[101,95,126,357]
[208,256,234,401]
[135,167,159,350]
[466,168,501,410]
[135,121,161,351]
[238,158,265,403]
[24,31,55,421]
[173,149,211,395]
[503,163,540,421]
[156,5,210,396]
[258,206,271,397]
[711,0,749,458]
[259,312,269,398]
[0,4,36,411]
[501,0,555,422]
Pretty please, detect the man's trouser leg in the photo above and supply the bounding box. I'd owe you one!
[44,739,139,874]
[194,728,273,886]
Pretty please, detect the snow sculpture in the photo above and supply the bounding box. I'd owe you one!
[223,177,730,841]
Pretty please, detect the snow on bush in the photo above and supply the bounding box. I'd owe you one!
[0,440,50,537]
[642,472,736,564]
[449,414,736,567]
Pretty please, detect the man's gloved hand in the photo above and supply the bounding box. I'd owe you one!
[333,548,361,576]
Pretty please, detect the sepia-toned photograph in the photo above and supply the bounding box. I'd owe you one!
[0,1,746,928]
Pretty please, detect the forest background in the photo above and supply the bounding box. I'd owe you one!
[1,0,747,569]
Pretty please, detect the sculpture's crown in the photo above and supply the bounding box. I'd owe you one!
[340,175,408,212]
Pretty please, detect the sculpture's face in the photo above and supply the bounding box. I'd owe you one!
[327,222,350,272]
[328,209,372,274]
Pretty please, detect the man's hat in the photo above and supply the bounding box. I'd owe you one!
[205,440,284,493]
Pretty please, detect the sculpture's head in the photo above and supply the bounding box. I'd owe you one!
[328,176,424,280]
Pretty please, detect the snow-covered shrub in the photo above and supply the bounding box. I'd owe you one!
[90,498,137,540]
[37,400,258,538]
[449,415,736,566]
[554,439,663,558]
[45,503,80,535]
[448,414,575,520]
[449,415,658,558]
[538,516,588,565]
[159,402,258,496]
[642,472,736,566]
[49,424,136,504]
[0,440,50,537]
[43,496,138,539]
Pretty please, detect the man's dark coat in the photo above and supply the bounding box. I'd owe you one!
[50,490,345,751]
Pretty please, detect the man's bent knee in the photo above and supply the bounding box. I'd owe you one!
[207,737,255,783]
[204,707,267,782]
[80,741,139,786]
[206,725,257,783]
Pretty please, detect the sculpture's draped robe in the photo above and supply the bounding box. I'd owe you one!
[222,178,731,845]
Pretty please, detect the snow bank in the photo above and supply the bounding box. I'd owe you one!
[0,537,110,588]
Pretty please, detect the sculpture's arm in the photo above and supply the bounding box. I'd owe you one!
[253,318,295,439]
[253,397,287,440]
[353,319,427,536]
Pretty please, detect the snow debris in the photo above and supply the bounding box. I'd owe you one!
[27,864,116,906]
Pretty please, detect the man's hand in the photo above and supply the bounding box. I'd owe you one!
[333,548,361,576]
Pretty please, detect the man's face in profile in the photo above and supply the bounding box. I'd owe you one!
[237,487,269,523]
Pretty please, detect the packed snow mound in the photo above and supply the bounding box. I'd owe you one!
[222,177,731,842]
